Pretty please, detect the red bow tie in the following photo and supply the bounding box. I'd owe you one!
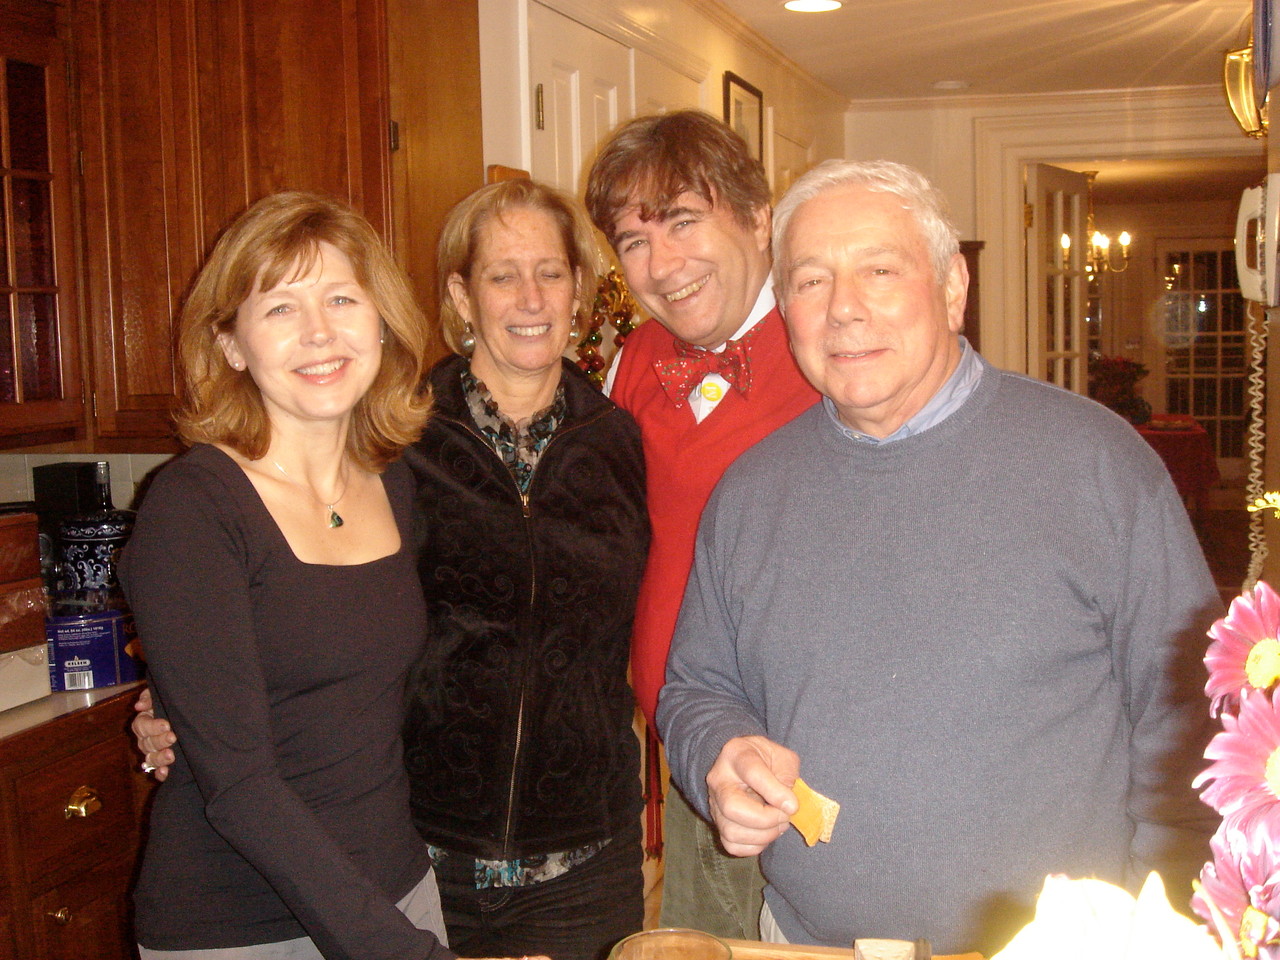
[654,326,759,409]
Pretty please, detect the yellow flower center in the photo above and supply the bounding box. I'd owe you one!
[1240,905,1275,957]
[1245,637,1280,690]
[1266,748,1280,800]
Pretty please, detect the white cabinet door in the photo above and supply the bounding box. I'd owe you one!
[528,2,631,194]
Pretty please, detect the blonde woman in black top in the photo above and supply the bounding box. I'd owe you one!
[121,192,450,960]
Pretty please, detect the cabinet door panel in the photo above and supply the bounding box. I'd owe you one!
[240,0,388,229]
[29,854,134,960]
[0,8,84,445]
[75,0,202,440]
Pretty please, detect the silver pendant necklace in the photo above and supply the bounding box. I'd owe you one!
[268,457,349,528]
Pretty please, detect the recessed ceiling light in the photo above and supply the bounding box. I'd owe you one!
[932,80,970,91]
[784,0,842,11]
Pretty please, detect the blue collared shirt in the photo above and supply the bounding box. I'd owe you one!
[822,336,982,445]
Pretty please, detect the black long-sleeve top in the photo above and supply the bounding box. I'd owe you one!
[121,444,451,960]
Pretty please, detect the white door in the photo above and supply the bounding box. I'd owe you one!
[1025,163,1089,392]
[528,2,632,195]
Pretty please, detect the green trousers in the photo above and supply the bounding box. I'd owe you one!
[658,787,764,939]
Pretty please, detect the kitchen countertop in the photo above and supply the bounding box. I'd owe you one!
[0,680,145,743]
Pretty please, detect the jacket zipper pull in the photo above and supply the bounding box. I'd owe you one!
[521,493,531,518]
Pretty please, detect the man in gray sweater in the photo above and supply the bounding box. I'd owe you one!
[655,159,1220,956]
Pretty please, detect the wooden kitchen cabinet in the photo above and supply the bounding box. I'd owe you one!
[0,685,151,960]
[0,0,482,450]
[0,912,14,956]
[73,0,394,446]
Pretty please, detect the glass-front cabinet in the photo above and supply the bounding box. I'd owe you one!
[0,5,83,446]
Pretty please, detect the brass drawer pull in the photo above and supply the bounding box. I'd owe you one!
[64,785,102,819]
[47,907,72,925]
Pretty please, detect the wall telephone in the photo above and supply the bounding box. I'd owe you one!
[1236,173,1280,306]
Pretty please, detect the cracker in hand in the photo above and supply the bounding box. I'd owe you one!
[789,776,839,846]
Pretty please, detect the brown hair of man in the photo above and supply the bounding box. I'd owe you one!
[437,178,601,355]
[584,109,772,247]
[174,191,432,471]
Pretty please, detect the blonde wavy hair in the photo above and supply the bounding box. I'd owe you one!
[174,191,432,471]
[436,179,601,355]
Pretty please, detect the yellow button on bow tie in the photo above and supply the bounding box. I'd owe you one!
[700,381,724,402]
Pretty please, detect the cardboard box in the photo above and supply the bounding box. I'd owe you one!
[0,512,40,583]
[0,578,45,655]
[0,512,45,657]
[0,642,52,713]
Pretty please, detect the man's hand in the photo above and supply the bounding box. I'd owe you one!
[132,686,176,781]
[705,735,800,857]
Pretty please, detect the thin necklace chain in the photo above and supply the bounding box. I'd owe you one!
[268,457,349,529]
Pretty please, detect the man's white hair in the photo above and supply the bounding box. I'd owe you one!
[771,159,959,293]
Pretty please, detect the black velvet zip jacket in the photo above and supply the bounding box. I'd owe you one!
[400,355,649,861]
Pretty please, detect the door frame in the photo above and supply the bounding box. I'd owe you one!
[973,90,1248,375]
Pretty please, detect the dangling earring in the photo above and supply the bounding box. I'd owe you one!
[460,322,477,354]
[569,313,581,340]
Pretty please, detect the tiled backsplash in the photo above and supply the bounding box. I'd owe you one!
[0,453,175,511]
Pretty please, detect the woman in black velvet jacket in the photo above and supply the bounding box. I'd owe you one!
[398,179,649,960]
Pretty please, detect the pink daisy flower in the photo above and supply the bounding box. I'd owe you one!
[1196,689,1280,816]
[1193,805,1280,958]
[1206,582,1280,717]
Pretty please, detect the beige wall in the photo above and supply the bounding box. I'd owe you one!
[0,453,173,511]
[478,0,847,189]
[843,88,1251,374]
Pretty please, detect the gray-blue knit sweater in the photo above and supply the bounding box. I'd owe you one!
[657,358,1220,955]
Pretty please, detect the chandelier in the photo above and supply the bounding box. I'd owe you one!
[1083,171,1131,274]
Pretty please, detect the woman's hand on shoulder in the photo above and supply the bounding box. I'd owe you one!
[132,685,176,781]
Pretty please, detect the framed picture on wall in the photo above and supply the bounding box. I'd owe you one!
[723,71,763,160]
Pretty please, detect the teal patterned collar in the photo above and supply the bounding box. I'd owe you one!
[461,366,566,493]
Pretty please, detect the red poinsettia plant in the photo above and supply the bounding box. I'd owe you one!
[1193,581,1280,958]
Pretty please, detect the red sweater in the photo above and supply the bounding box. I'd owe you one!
[610,306,818,725]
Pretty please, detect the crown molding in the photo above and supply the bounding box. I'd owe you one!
[537,0,708,82]
[682,0,846,103]
[847,83,1226,114]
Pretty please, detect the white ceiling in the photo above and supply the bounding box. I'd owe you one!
[718,0,1252,101]
[717,0,1265,202]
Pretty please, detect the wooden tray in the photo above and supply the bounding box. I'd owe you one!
[723,939,984,960]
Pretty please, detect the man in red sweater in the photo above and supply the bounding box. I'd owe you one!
[585,110,817,938]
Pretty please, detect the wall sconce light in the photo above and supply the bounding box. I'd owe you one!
[1225,46,1268,139]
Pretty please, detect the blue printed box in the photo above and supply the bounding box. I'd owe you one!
[46,610,143,692]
